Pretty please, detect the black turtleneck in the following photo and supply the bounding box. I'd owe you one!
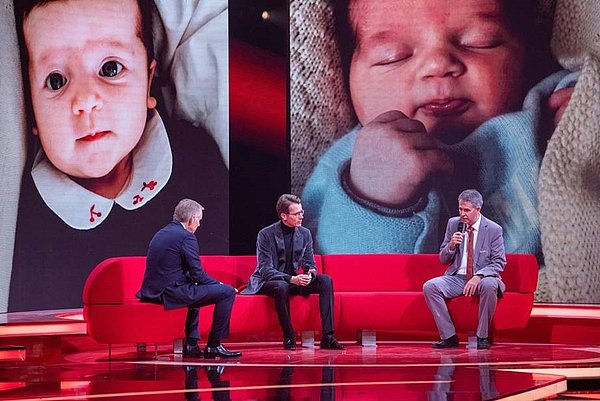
[281,222,295,277]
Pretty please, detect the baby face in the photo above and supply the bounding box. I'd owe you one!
[349,0,526,143]
[24,0,156,179]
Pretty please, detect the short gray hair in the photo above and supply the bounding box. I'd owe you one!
[458,189,483,208]
[173,199,204,222]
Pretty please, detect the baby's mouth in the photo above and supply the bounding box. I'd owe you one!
[419,98,471,117]
[78,131,110,142]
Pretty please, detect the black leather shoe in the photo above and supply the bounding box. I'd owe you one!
[477,337,491,350]
[320,336,345,350]
[283,338,296,350]
[183,344,204,358]
[432,334,459,348]
[204,344,242,358]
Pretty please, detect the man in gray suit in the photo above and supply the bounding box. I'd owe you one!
[423,189,506,350]
[242,194,344,350]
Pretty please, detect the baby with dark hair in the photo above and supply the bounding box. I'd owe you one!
[8,0,229,311]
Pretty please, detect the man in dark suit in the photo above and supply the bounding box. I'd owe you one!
[137,199,241,358]
[423,189,506,350]
[242,194,345,350]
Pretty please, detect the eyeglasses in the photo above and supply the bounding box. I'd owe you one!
[287,210,304,216]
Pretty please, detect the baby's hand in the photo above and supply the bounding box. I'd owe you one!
[548,87,574,131]
[349,110,453,207]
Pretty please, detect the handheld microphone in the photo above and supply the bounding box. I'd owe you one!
[456,222,465,252]
[300,265,315,282]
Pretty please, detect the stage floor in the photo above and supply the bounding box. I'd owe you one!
[1,308,599,400]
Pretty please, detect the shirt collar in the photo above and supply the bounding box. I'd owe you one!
[471,214,482,231]
[31,109,172,230]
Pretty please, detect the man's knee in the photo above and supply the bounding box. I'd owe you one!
[478,278,499,296]
[423,278,438,296]
[224,285,236,301]
[213,284,236,305]
[316,274,332,288]
[271,281,290,298]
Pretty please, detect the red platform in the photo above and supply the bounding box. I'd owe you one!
[0,304,599,400]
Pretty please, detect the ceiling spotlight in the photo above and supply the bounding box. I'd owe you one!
[260,7,286,28]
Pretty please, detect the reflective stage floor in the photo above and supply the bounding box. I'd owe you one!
[1,308,599,400]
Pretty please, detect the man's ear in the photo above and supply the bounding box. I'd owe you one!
[146,59,157,109]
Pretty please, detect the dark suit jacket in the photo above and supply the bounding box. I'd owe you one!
[137,220,219,309]
[438,215,507,293]
[241,222,317,295]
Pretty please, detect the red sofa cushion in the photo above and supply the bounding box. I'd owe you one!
[86,303,186,344]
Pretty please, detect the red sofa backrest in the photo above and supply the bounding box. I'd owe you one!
[499,254,539,292]
[83,256,147,305]
[201,255,323,289]
[322,254,443,291]
[83,255,324,304]
[82,254,535,304]
[321,254,538,293]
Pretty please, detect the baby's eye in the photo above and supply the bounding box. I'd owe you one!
[459,33,504,49]
[461,40,502,49]
[373,52,412,66]
[99,60,123,78]
[45,72,67,91]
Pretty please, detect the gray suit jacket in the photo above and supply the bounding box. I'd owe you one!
[241,221,317,294]
[438,215,507,293]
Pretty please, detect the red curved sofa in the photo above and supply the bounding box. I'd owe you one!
[82,254,538,347]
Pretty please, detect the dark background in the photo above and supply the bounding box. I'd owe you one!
[229,0,289,255]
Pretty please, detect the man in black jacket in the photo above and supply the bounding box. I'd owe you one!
[242,194,345,350]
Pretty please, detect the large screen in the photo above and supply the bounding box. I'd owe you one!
[290,0,599,304]
[0,0,597,312]
[1,0,229,312]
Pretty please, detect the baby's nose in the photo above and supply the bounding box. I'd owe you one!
[71,83,103,115]
[418,47,465,79]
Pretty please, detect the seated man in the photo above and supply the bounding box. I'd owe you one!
[242,194,345,350]
[137,199,241,358]
[423,189,506,350]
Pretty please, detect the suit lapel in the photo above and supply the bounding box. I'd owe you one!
[474,216,486,267]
